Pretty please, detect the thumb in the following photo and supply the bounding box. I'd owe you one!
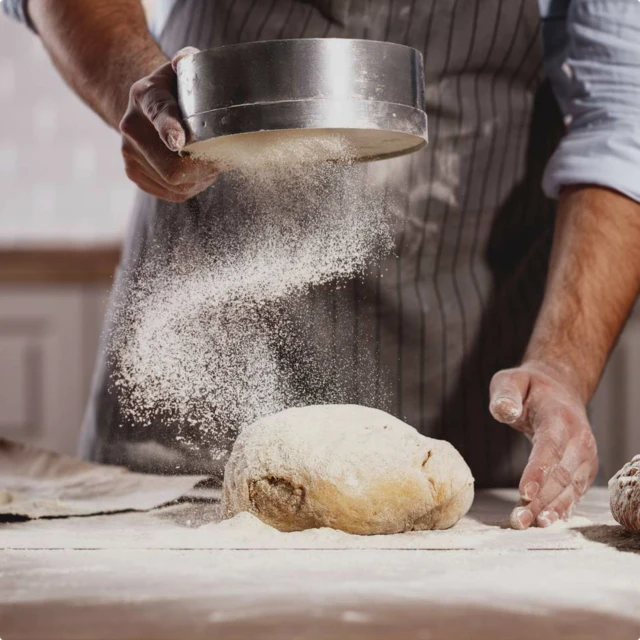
[489,369,530,425]
[137,81,187,152]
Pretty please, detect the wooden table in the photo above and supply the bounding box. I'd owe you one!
[1,488,639,640]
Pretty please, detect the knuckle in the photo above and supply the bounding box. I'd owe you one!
[163,173,181,187]
[145,94,173,123]
[162,165,188,186]
[553,463,573,487]
[491,369,515,388]
[557,498,575,518]
[577,430,597,457]
[130,78,152,103]
[555,492,573,513]
[571,475,587,497]
[525,467,545,487]
[119,114,135,136]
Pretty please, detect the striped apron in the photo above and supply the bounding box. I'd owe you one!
[80,0,564,487]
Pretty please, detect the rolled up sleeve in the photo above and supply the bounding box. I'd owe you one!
[543,0,640,202]
[2,0,35,29]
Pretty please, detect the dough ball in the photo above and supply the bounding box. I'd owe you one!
[609,454,640,533]
[222,404,474,535]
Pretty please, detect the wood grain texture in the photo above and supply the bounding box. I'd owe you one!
[0,247,120,284]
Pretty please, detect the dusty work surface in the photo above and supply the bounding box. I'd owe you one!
[2,488,640,639]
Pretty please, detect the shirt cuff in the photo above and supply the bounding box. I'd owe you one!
[543,0,640,203]
[2,0,36,31]
[543,123,640,203]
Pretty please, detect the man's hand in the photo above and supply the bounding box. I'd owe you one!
[120,47,219,202]
[490,361,598,529]
[28,2,218,203]
[487,187,640,530]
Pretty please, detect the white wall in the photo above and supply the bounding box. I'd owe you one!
[0,12,134,246]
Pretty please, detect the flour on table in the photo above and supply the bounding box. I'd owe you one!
[199,508,593,550]
[0,489,599,552]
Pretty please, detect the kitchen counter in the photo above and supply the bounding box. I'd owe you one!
[0,246,120,284]
[1,488,639,640]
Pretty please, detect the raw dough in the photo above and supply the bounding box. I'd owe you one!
[222,405,474,535]
[609,454,640,533]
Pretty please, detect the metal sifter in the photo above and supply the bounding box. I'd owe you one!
[176,38,428,164]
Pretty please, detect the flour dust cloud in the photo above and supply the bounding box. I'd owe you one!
[108,133,395,459]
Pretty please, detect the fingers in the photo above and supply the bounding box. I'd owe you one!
[535,458,596,527]
[511,425,597,530]
[119,53,219,199]
[517,413,570,501]
[123,151,199,202]
[171,46,201,71]
[126,115,215,183]
[140,84,186,151]
[129,63,186,152]
[493,362,599,531]
[489,369,531,425]
[511,457,576,530]
[131,171,186,202]
[121,111,217,200]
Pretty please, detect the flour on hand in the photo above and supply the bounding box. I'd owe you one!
[222,404,474,535]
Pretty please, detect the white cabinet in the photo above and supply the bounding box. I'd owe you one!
[0,285,109,455]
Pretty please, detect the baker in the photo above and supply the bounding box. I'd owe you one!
[6,0,640,529]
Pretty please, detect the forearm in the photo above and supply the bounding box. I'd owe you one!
[28,0,167,128]
[525,186,640,402]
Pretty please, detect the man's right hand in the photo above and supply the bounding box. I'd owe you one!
[119,47,219,202]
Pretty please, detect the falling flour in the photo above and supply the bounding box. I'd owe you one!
[108,131,396,460]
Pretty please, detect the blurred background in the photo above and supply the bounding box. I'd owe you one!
[0,2,637,481]
[0,15,134,247]
[0,7,138,455]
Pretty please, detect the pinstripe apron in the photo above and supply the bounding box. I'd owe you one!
[80,0,564,487]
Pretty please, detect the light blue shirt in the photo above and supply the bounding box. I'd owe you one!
[4,0,640,203]
[539,0,640,201]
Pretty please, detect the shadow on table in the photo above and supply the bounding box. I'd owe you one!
[3,599,639,640]
[573,524,640,554]
[466,492,514,528]
[151,497,223,528]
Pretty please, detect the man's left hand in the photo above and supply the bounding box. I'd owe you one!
[489,361,599,529]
